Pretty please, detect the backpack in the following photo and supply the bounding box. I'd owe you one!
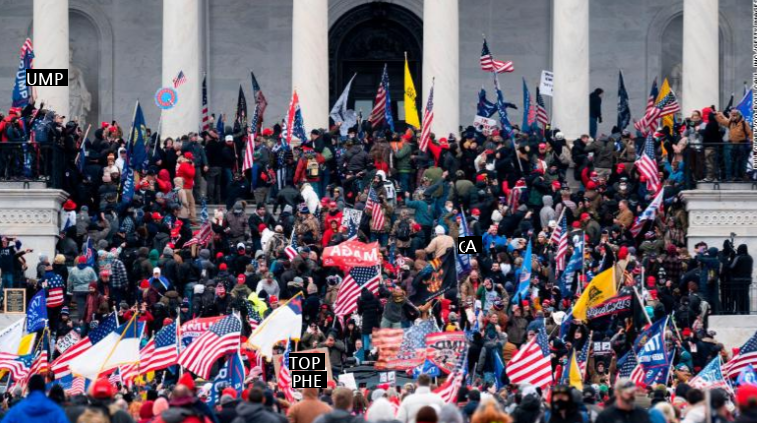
[32,115,53,143]
[396,219,411,241]
[307,157,320,178]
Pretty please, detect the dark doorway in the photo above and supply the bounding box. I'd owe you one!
[329,3,423,130]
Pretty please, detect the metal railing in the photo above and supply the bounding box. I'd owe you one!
[684,142,756,187]
[0,142,64,188]
[716,280,753,315]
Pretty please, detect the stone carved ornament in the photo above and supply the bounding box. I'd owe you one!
[0,210,54,225]
[689,211,757,226]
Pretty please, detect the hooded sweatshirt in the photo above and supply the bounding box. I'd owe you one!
[1,390,69,423]
[540,195,555,229]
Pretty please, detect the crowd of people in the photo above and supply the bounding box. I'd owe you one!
[0,90,754,423]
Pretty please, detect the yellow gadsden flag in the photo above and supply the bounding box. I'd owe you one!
[572,267,616,321]
[568,350,584,390]
[404,55,421,128]
[657,78,678,134]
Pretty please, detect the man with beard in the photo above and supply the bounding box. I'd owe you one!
[595,378,651,423]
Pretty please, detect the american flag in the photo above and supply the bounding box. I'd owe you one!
[173,70,187,88]
[242,104,259,172]
[139,321,179,374]
[51,313,118,376]
[251,71,268,125]
[723,331,757,378]
[552,214,569,272]
[20,38,33,61]
[535,87,549,127]
[366,186,385,231]
[178,314,241,378]
[630,188,665,237]
[333,266,381,318]
[634,78,659,135]
[0,353,32,381]
[85,236,95,267]
[108,368,121,385]
[281,91,307,148]
[635,134,660,193]
[419,80,435,152]
[577,340,590,376]
[434,352,467,403]
[369,64,394,131]
[284,229,298,260]
[243,299,262,332]
[28,331,50,378]
[618,350,645,383]
[480,38,514,73]
[201,75,209,131]
[68,376,86,396]
[506,327,553,389]
[184,200,212,247]
[45,272,65,308]
[278,340,295,402]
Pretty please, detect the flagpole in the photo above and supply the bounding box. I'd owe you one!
[97,311,139,376]
[176,305,183,377]
[632,286,652,326]
[74,124,92,169]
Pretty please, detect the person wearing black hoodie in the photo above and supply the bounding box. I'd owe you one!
[233,388,286,423]
[356,289,381,351]
[730,244,754,314]
[547,385,585,423]
[510,391,543,423]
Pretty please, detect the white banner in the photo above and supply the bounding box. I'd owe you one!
[341,207,363,228]
[55,330,81,354]
[539,70,554,96]
[473,115,497,136]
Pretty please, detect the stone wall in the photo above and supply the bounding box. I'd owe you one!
[682,189,757,314]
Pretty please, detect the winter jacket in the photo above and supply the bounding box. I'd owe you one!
[288,388,332,423]
[177,161,196,189]
[1,391,69,423]
[715,113,752,143]
[341,145,370,174]
[586,136,615,169]
[67,266,97,294]
[356,290,382,335]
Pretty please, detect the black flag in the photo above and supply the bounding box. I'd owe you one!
[234,85,247,133]
[410,248,457,305]
[617,70,631,130]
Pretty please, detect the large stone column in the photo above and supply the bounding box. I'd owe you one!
[33,0,69,118]
[552,0,589,141]
[682,0,719,113]
[423,0,459,138]
[292,0,328,130]
[162,0,201,138]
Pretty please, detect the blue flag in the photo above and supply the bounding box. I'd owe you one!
[522,78,532,133]
[477,87,497,118]
[381,65,395,132]
[494,75,514,139]
[456,211,472,275]
[617,70,631,130]
[690,356,732,392]
[85,236,96,267]
[736,89,753,126]
[26,290,47,332]
[11,39,34,108]
[514,240,532,302]
[216,113,225,139]
[129,102,148,171]
[208,353,246,407]
[737,364,757,386]
[635,317,670,385]
[559,238,584,297]
[413,359,441,378]
[121,163,135,204]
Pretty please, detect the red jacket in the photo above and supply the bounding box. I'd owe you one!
[294,153,325,184]
[156,169,172,193]
[177,162,196,190]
